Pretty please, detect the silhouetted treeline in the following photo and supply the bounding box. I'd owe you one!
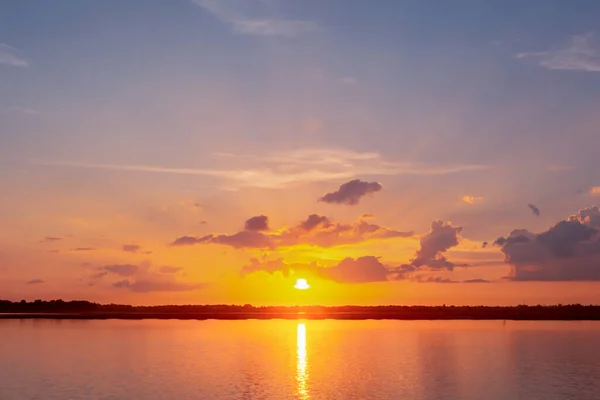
[2,299,600,320]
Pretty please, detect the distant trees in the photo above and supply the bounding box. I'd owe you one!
[0,300,599,320]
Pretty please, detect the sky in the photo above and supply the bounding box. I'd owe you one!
[2,0,600,305]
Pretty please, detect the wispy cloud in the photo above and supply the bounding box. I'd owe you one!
[590,186,600,196]
[0,43,28,67]
[516,33,600,72]
[192,0,318,36]
[34,148,488,189]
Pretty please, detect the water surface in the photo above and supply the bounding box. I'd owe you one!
[1,319,599,399]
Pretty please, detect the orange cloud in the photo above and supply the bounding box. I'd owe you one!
[462,195,483,204]
[171,214,413,249]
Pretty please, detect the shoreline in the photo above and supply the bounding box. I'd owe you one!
[2,312,600,321]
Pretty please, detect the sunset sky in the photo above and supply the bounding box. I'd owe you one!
[2,0,600,305]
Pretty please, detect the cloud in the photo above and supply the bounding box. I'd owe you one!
[516,33,600,72]
[496,206,600,281]
[113,278,205,293]
[172,214,413,249]
[244,215,269,231]
[192,0,319,37]
[319,179,382,205]
[590,187,600,196]
[40,236,62,243]
[91,263,203,292]
[102,264,139,277]
[528,204,540,217]
[242,256,392,283]
[123,244,141,253]
[462,195,483,205]
[464,279,490,283]
[35,148,488,190]
[413,275,458,284]
[72,247,96,251]
[404,221,464,271]
[26,279,45,285]
[0,44,28,67]
[482,241,488,248]
[159,266,184,274]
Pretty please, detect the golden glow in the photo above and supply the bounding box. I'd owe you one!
[296,323,309,399]
[294,278,310,290]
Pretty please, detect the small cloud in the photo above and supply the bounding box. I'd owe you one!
[199,220,208,224]
[123,244,141,253]
[590,187,600,196]
[528,204,540,217]
[72,247,96,251]
[102,264,139,277]
[413,275,458,284]
[0,43,28,67]
[319,179,383,205]
[244,215,269,231]
[47,250,60,254]
[361,213,375,220]
[482,241,488,248]
[463,279,490,283]
[26,279,45,285]
[159,266,184,274]
[462,195,483,205]
[40,236,62,243]
[516,33,600,72]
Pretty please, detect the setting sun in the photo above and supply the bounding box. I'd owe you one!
[294,279,310,290]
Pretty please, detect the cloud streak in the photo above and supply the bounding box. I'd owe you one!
[192,0,319,37]
[35,148,487,189]
[516,34,600,72]
[0,44,28,67]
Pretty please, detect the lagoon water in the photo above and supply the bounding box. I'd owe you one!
[1,319,599,400]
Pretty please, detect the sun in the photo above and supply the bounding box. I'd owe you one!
[294,278,310,290]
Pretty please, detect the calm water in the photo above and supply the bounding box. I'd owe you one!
[1,319,600,400]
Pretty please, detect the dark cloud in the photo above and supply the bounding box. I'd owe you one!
[26,279,45,285]
[123,244,141,253]
[528,204,540,217]
[102,264,139,277]
[482,241,488,248]
[241,256,392,283]
[113,279,205,293]
[159,266,184,274]
[172,214,412,249]
[497,206,600,281]
[464,279,490,283]
[404,220,463,271]
[244,215,269,231]
[319,179,383,205]
[72,247,96,251]
[40,237,62,243]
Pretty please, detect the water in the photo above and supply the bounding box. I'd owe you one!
[1,319,599,400]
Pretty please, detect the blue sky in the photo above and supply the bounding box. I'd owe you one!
[2,1,600,304]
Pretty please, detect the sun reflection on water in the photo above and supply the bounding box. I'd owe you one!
[296,323,309,399]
